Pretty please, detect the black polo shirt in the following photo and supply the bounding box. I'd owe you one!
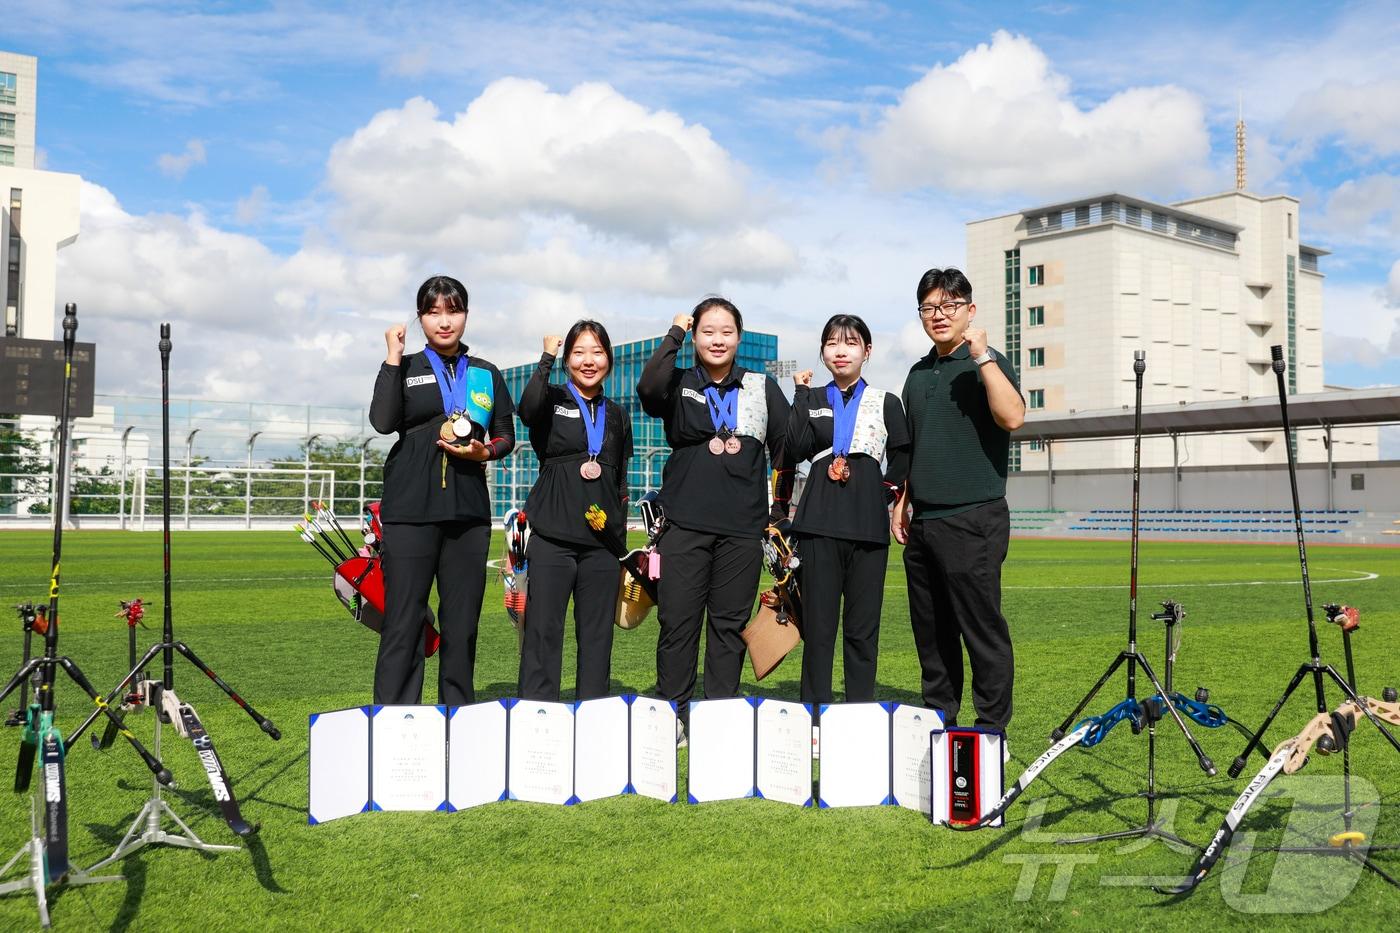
[636,325,791,537]
[901,342,1020,520]
[787,383,909,544]
[369,349,516,524]
[518,352,633,549]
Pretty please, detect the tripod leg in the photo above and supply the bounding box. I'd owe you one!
[173,642,280,739]
[1051,654,1127,740]
[1229,664,1311,778]
[55,657,172,785]
[1136,655,1215,775]
[0,657,43,705]
[63,642,164,749]
[1322,667,1400,755]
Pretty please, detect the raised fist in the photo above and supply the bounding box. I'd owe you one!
[385,324,407,365]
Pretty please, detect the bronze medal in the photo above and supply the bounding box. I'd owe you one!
[580,458,602,480]
[708,435,726,455]
[828,455,850,483]
[724,435,742,455]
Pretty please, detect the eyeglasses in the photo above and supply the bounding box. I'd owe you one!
[917,300,969,320]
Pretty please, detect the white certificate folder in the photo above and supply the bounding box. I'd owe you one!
[688,697,813,806]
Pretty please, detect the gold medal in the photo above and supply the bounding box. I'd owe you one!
[439,419,458,443]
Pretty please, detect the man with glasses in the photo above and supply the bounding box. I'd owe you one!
[893,267,1024,733]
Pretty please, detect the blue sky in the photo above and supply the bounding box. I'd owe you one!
[6,0,1400,415]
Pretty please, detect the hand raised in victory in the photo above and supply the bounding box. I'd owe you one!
[672,314,693,333]
[543,335,564,356]
[793,369,814,388]
[385,324,407,365]
[965,327,989,359]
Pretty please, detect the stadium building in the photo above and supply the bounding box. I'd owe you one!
[967,187,1378,472]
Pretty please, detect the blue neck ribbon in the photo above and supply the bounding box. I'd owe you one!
[566,383,606,457]
[424,348,468,418]
[703,382,738,435]
[826,378,866,457]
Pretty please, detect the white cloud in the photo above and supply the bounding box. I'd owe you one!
[234,185,269,224]
[858,31,1211,199]
[326,81,758,252]
[1312,175,1400,247]
[55,78,803,408]
[1286,78,1400,158]
[156,139,207,179]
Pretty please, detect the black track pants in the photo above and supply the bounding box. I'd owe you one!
[795,534,888,705]
[376,520,490,706]
[517,533,620,702]
[903,498,1013,729]
[655,525,763,722]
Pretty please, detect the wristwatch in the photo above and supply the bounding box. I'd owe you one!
[973,349,996,366]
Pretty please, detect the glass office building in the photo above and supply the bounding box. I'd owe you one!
[490,330,779,521]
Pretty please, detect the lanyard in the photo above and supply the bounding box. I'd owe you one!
[702,381,738,435]
[826,378,866,457]
[424,348,468,417]
[566,382,606,457]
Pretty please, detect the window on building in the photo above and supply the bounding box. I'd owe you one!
[0,113,14,140]
[1028,306,1045,327]
[0,72,16,105]
[1028,440,1043,451]
[0,145,13,167]
[1028,347,1045,368]
[1027,265,1044,286]
[1287,212,1294,239]
[1029,389,1045,409]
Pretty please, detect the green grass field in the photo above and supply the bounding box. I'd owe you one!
[0,529,1397,931]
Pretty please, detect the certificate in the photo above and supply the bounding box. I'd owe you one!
[627,696,678,803]
[687,698,756,803]
[447,701,508,811]
[370,705,447,811]
[508,700,576,805]
[891,704,943,814]
[574,696,629,803]
[817,702,891,808]
[308,707,370,825]
[755,699,812,806]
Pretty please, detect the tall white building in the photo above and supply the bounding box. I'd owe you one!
[0,52,37,171]
[966,190,1375,470]
[0,50,80,339]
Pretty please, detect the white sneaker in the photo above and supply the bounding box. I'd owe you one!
[677,720,688,749]
[1002,736,1011,764]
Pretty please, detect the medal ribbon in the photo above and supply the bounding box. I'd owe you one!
[424,348,469,417]
[566,383,606,458]
[826,378,866,458]
[702,382,738,436]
